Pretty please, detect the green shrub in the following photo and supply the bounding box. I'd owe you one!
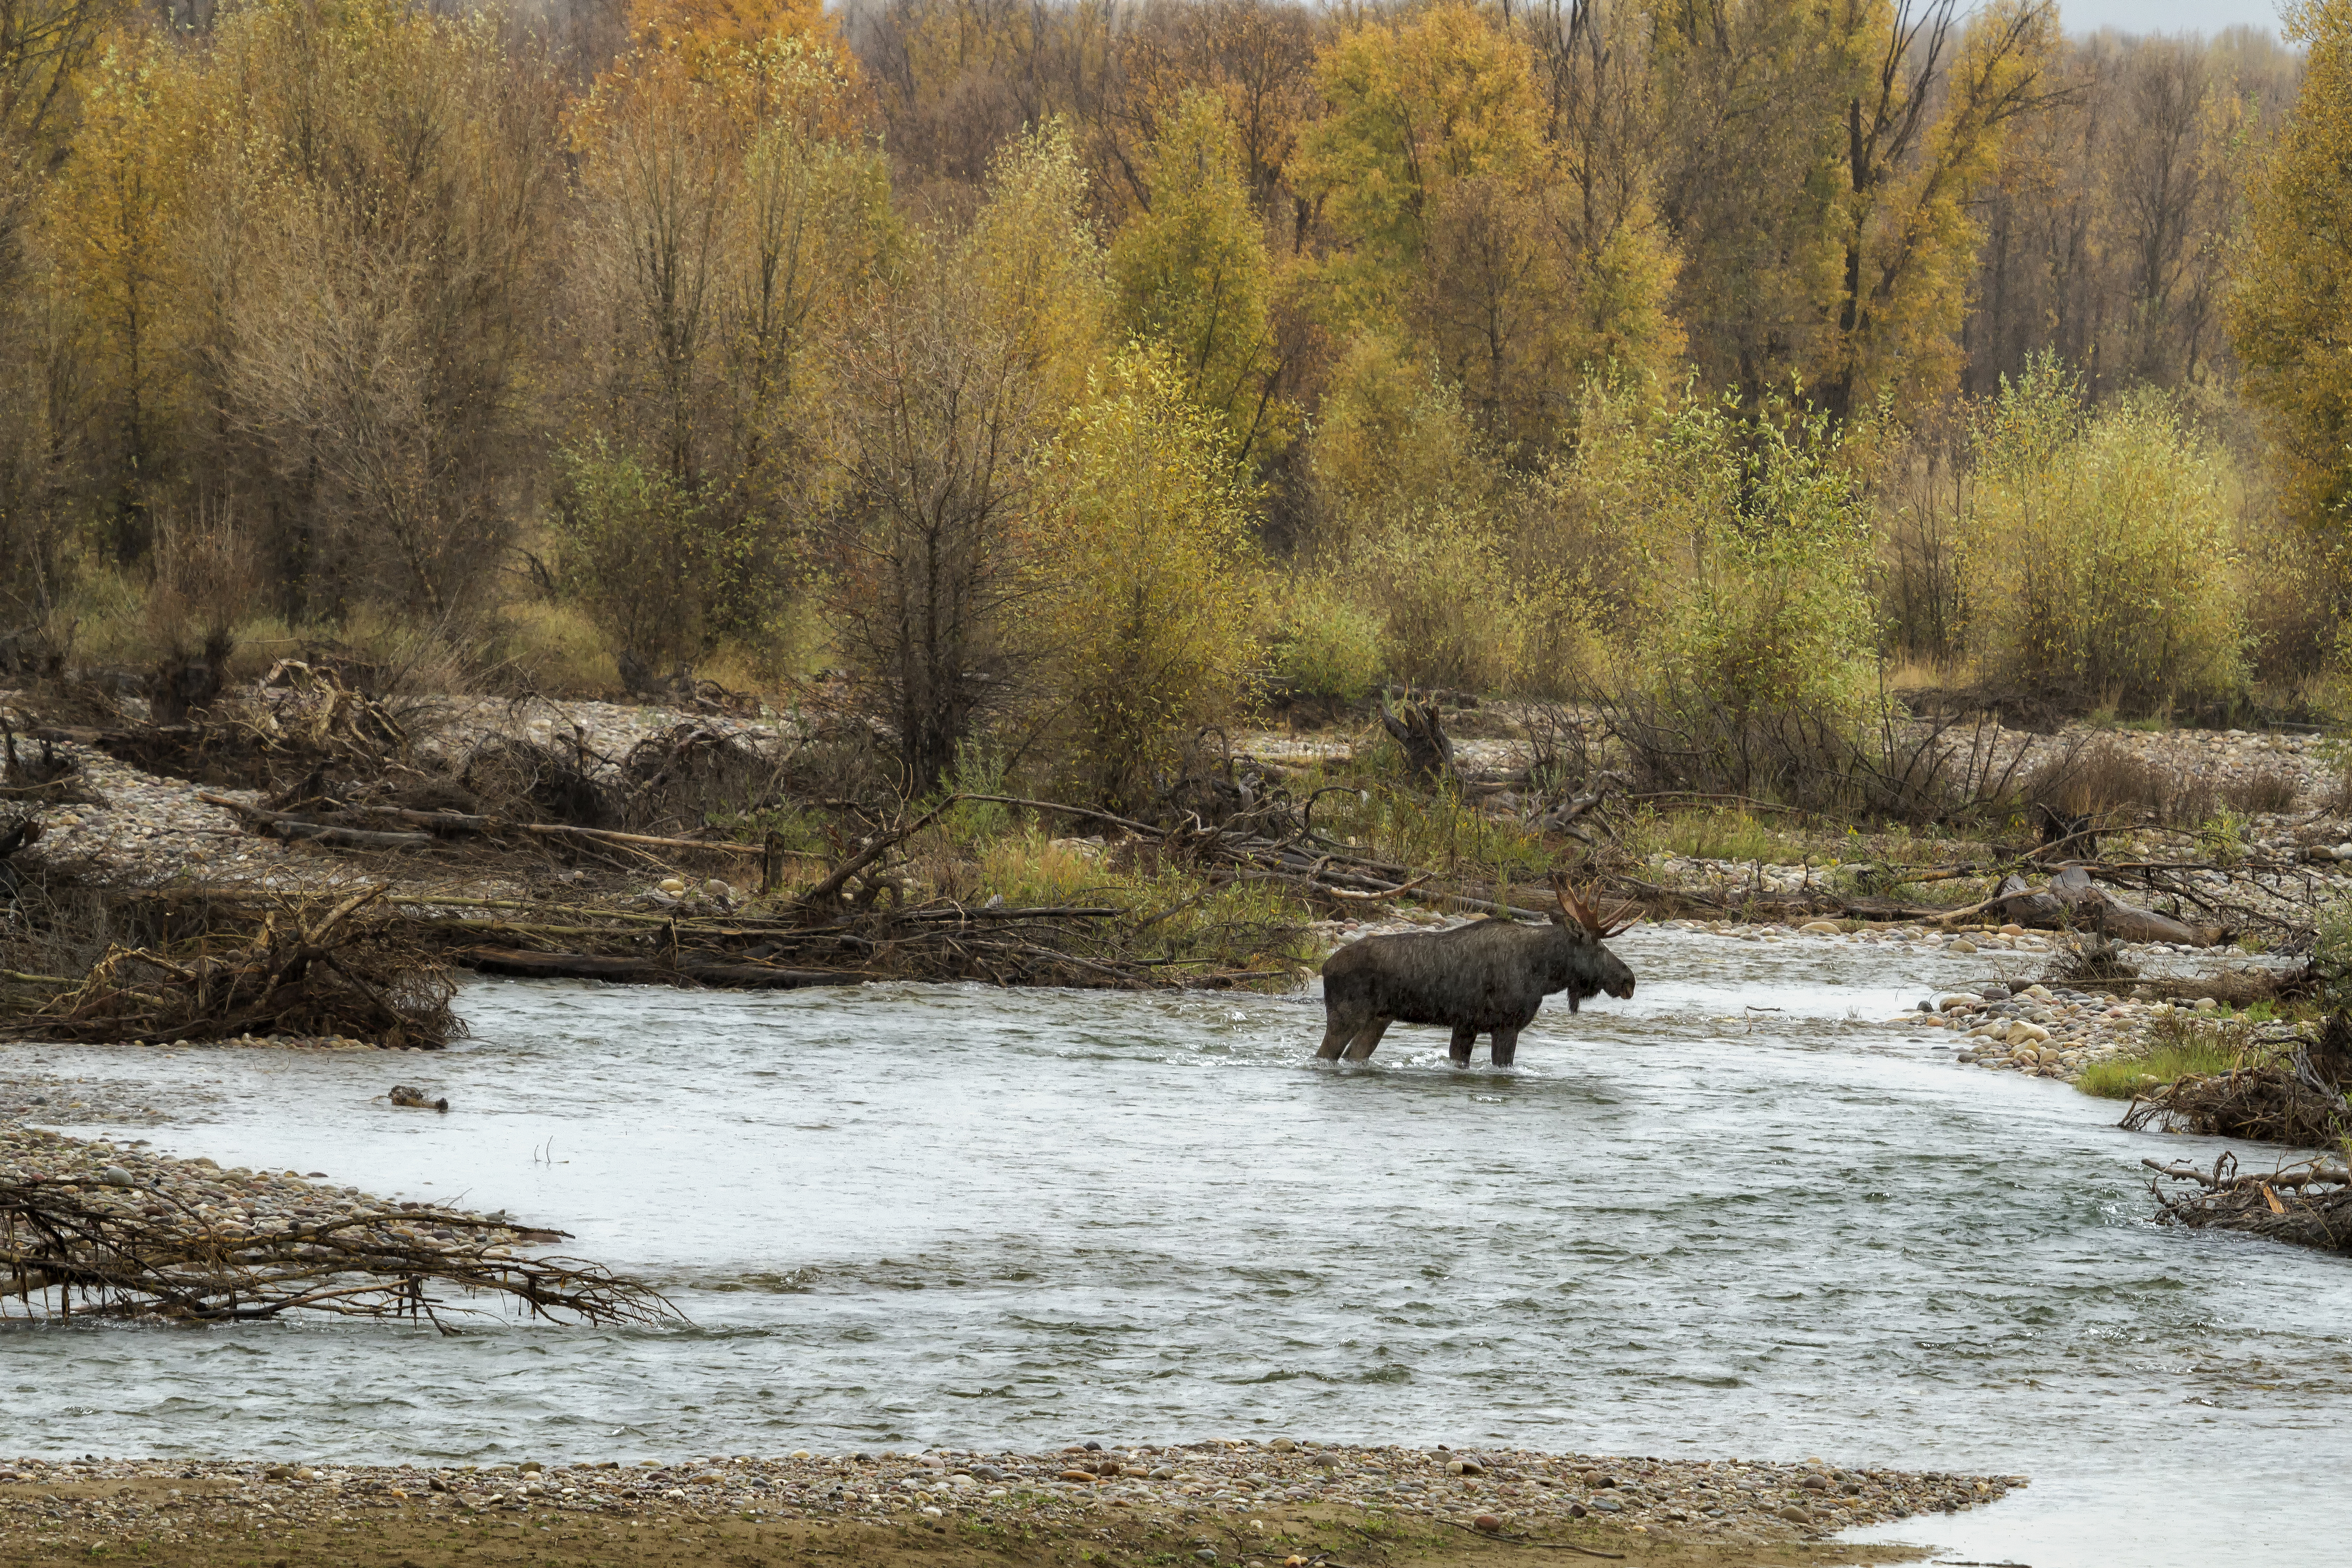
[1355,506,1520,693]
[1955,358,2249,715]
[1269,581,1384,701]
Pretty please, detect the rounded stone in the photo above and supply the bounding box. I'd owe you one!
[101,1166,133,1187]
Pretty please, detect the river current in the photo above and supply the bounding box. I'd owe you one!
[5,927,2343,1565]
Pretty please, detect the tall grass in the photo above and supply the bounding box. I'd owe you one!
[2075,1014,2250,1100]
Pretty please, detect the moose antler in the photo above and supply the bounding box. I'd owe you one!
[1550,871,1637,938]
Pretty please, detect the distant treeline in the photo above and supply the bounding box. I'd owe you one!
[0,0,2345,802]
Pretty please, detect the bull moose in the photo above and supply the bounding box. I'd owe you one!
[1315,877,1636,1066]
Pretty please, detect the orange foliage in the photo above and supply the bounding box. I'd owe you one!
[627,0,840,52]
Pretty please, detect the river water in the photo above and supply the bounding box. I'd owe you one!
[6,928,2344,1565]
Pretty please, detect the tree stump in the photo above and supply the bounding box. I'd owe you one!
[1380,700,1455,786]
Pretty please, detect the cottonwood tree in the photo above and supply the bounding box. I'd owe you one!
[1028,348,1261,812]
[2233,0,2352,541]
[1294,1,1682,453]
[817,126,1100,791]
[818,250,1043,793]
[566,16,882,662]
[214,0,568,621]
[1108,90,1289,463]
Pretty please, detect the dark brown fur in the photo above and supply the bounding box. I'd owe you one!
[1316,905,1635,1067]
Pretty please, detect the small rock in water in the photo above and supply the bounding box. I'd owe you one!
[1950,938,1979,953]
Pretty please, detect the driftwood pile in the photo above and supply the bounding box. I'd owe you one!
[1,1176,676,1329]
[2120,1018,2352,1147]
[2122,1056,2351,1147]
[1977,864,2219,946]
[1,886,462,1047]
[2144,1152,2352,1256]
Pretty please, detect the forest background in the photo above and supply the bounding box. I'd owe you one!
[4,0,2351,813]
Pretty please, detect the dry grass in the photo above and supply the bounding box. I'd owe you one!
[2026,738,2217,829]
[2223,769,2303,815]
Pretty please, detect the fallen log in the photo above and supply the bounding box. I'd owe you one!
[1985,864,2220,946]
[197,792,764,859]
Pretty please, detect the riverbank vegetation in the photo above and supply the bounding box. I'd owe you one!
[0,0,2344,827]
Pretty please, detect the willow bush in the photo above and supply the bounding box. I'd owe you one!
[1953,358,2249,715]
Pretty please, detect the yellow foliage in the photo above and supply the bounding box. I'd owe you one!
[2232,0,2352,541]
[1029,348,1262,810]
[964,119,1110,418]
[1953,361,2249,714]
[1304,330,1502,558]
[1828,0,2058,419]
[1109,90,1292,462]
[627,0,842,54]
[1293,0,1681,447]
[39,28,195,512]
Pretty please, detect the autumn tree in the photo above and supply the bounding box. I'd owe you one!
[1030,348,1261,810]
[568,21,885,662]
[1652,0,2057,421]
[0,0,134,621]
[211,0,570,621]
[1815,0,2060,422]
[2232,0,2352,538]
[1112,0,1316,228]
[43,27,194,562]
[1961,30,2298,400]
[818,124,1102,791]
[1108,89,1288,462]
[1294,0,1680,451]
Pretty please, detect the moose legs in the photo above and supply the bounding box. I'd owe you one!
[1439,1029,1533,1067]
[1320,1014,1516,1065]
[1318,1011,1395,1061]
[1450,1025,1521,1067]
[1342,1018,1394,1061]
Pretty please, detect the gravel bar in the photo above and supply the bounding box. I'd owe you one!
[0,1443,2022,1550]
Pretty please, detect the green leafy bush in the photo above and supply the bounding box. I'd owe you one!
[1955,358,2249,715]
[1270,581,1384,701]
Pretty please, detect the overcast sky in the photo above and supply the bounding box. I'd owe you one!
[2058,0,2285,36]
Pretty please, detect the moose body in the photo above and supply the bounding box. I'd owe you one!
[1317,886,1635,1066]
